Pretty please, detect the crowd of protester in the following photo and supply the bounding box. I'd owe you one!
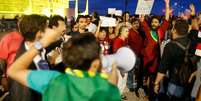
[0,0,201,101]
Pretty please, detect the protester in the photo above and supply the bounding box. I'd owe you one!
[6,14,49,101]
[0,17,24,99]
[1,0,201,100]
[155,19,196,101]
[112,26,129,53]
[70,15,88,35]
[7,28,121,100]
[139,0,170,100]
[86,15,97,34]
[127,18,144,97]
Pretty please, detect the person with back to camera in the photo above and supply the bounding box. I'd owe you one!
[7,27,121,101]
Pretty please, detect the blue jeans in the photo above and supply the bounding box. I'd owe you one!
[127,57,140,89]
[167,82,184,98]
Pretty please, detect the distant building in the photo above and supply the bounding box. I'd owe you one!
[0,0,69,18]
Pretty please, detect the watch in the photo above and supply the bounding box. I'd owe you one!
[34,41,43,51]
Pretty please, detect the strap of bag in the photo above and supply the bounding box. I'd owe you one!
[172,41,191,62]
[171,41,190,51]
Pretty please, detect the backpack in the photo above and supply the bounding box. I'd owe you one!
[172,41,194,85]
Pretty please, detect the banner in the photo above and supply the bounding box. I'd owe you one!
[100,16,116,27]
[108,8,116,15]
[115,10,122,16]
[135,0,155,15]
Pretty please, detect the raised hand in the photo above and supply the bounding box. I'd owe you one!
[189,4,195,15]
[98,20,103,27]
[164,0,170,21]
[189,4,195,11]
[107,63,118,85]
[164,0,169,4]
[140,15,145,22]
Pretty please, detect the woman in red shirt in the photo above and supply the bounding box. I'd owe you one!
[112,26,129,53]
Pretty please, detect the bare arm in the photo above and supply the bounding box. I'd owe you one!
[165,0,170,21]
[190,4,196,16]
[95,21,101,38]
[7,28,62,87]
[189,4,199,30]
[114,19,121,37]
[107,63,118,85]
[154,72,165,93]
[140,15,151,37]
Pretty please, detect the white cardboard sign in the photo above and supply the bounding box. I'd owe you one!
[100,16,116,27]
[108,8,116,15]
[115,10,122,16]
[135,0,154,15]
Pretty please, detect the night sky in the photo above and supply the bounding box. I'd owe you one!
[69,0,201,15]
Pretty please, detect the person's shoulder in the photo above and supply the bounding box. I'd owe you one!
[129,28,134,32]
[29,70,62,78]
[1,31,21,40]
[166,40,189,52]
[114,37,122,42]
[48,72,70,84]
[165,41,179,50]
[91,23,97,27]
[69,31,80,36]
[5,31,20,36]
[94,74,115,85]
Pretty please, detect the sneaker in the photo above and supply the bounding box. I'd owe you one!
[129,88,135,92]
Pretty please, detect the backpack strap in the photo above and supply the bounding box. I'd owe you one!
[171,41,190,51]
[171,41,191,62]
[171,41,193,85]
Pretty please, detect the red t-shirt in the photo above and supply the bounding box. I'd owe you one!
[128,29,144,56]
[0,31,23,68]
[112,37,128,53]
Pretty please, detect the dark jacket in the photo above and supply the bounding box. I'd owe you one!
[6,42,41,101]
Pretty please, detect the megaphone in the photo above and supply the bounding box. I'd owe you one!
[101,47,136,73]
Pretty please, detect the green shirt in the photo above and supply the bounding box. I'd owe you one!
[27,70,120,101]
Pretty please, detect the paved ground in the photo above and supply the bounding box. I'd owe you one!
[122,87,149,101]
[0,86,149,101]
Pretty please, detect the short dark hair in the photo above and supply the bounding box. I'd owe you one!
[130,18,139,24]
[92,11,99,19]
[85,15,90,18]
[62,33,100,70]
[122,11,130,17]
[19,14,48,41]
[76,15,86,23]
[174,19,189,36]
[151,16,161,23]
[48,15,65,28]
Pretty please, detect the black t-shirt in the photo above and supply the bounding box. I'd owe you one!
[158,36,192,85]
[69,31,80,36]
